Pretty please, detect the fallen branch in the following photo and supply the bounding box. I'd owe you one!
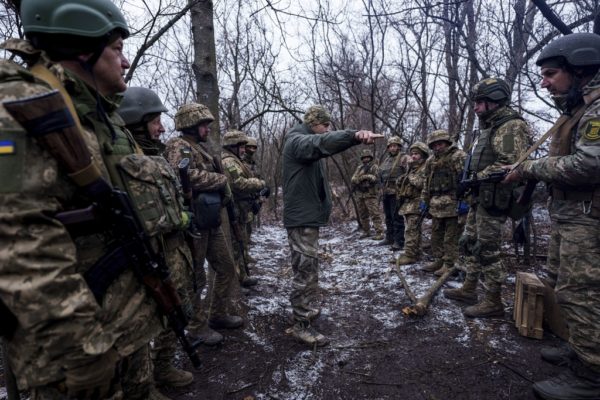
[396,266,456,317]
[226,382,257,394]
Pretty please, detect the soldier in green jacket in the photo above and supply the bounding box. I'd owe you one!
[351,149,384,240]
[378,137,407,249]
[282,105,381,347]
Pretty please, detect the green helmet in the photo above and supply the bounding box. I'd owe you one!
[387,136,402,148]
[360,149,373,160]
[536,32,600,67]
[471,77,511,104]
[21,0,129,39]
[409,141,429,157]
[223,130,248,147]
[303,105,331,126]
[117,87,167,126]
[246,137,258,147]
[427,129,452,148]
[174,103,214,131]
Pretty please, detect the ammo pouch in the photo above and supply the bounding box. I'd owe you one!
[479,182,532,220]
[118,154,185,236]
[192,192,222,230]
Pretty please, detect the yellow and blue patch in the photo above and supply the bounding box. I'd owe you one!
[0,140,15,155]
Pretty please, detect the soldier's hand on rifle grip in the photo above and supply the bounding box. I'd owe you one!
[501,164,522,183]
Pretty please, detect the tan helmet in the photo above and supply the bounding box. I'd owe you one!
[427,129,452,149]
[360,149,373,160]
[223,130,248,147]
[387,136,402,148]
[174,103,214,131]
[246,137,258,147]
[409,141,429,157]
[303,105,331,126]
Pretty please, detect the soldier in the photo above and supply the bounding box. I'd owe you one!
[164,103,244,346]
[283,105,381,346]
[351,149,385,240]
[378,136,407,250]
[117,87,195,389]
[396,142,429,265]
[0,0,169,398]
[504,33,600,399]
[242,136,264,256]
[221,130,266,287]
[420,130,467,276]
[443,78,528,318]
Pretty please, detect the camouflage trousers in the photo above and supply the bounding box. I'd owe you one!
[120,344,154,400]
[462,205,507,287]
[382,194,405,245]
[356,195,383,234]
[402,213,422,259]
[286,227,320,323]
[430,216,460,266]
[152,329,177,375]
[552,212,600,371]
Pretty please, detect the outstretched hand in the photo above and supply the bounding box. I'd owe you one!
[355,131,385,144]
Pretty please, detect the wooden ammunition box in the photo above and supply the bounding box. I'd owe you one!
[514,272,545,339]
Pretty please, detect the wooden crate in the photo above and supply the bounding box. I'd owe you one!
[514,272,545,339]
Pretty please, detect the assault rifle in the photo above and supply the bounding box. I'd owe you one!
[4,90,201,369]
[457,170,508,197]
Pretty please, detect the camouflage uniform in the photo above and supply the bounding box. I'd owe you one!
[379,141,407,247]
[421,132,467,271]
[0,41,162,396]
[351,151,384,238]
[164,132,237,327]
[221,131,265,283]
[396,144,428,261]
[518,71,600,373]
[241,138,261,246]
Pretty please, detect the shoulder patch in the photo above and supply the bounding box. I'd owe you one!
[0,140,16,154]
[583,120,600,141]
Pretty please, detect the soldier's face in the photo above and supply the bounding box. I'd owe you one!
[312,122,331,134]
[196,122,211,142]
[410,150,422,163]
[387,144,400,155]
[91,37,130,96]
[238,145,246,157]
[540,66,572,96]
[246,145,257,155]
[361,157,371,164]
[146,115,165,140]
[473,99,499,117]
[430,140,449,155]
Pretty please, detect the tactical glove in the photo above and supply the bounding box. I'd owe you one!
[419,200,429,214]
[456,201,470,216]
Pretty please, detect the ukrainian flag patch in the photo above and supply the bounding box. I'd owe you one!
[0,140,15,155]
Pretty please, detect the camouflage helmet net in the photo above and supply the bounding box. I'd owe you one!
[427,129,452,148]
[245,137,258,147]
[471,77,511,104]
[409,141,429,157]
[360,149,374,160]
[303,105,331,126]
[174,103,214,131]
[387,136,402,147]
[223,130,248,147]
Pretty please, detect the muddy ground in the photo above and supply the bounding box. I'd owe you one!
[165,207,563,400]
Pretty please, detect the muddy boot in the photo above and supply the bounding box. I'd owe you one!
[532,360,600,400]
[359,230,371,239]
[391,242,403,251]
[371,232,385,241]
[306,307,321,321]
[396,254,417,265]
[421,259,443,273]
[191,324,224,346]
[444,275,478,304]
[377,238,392,246]
[291,321,329,347]
[463,287,504,318]
[209,314,244,329]
[241,276,258,287]
[154,365,193,388]
[541,346,576,366]
[434,263,453,277]
[148,387,173,400]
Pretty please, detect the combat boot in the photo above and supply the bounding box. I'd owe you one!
[421,259,443,273]
[377,238,392,246]
[463,288,504,318]
[291,321,329,347]
[396,254,417,265]
[371,232,385,241]
[391,242,403,251]
[148,387,173,400]
[154,365,193,388]
[209,314,244,329]
[533,360,600,400]
[190,324,223,346]
[359,231,371,239]
[241,276,258,287]
[541,346,576,367]
[434,263,454,277]
[306,307,321,321]
[444,276,478,304]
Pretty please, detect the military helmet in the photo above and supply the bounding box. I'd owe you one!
[427,129,452,148]
[409,141,429,157]
[223,130,248,147]
[21,0,130,39]
[536,32,600,67]
[471,77,511,104]
[246,137,258,147]
[387,136,402,148]
[360,149,373,160]
[174,103,214,131]
[117,87,167,126]
[303,105,331,126]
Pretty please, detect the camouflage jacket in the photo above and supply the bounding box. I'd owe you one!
[242,153,260,178]
[351,159,380,198]
[421,145,467,218]
[221,149,264,214]
[164,135,227,193]
[0,41,161,389]
[379,152,407,195]
[520,71,600,221]
[396,160,426,215]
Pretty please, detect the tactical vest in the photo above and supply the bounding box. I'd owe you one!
[380,153,404,193]
[429,149,459,196]
[397,162,424,199]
